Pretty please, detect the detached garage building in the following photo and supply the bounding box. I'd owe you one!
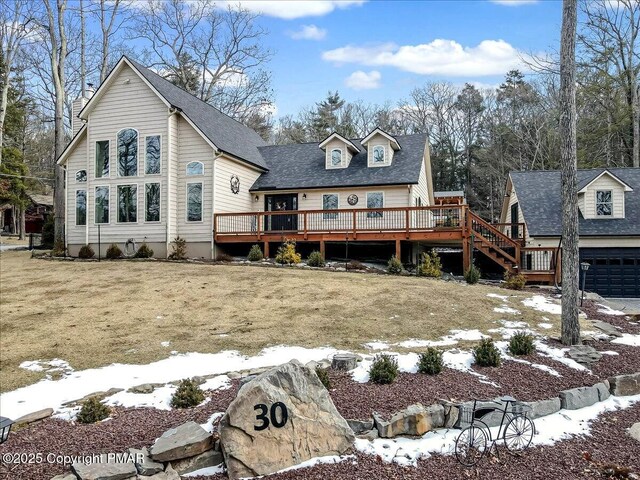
[502,168,640,298]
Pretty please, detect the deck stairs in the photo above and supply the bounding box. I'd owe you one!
[469,212,521,273]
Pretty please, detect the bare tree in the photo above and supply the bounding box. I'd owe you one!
[0,0,34,165]
[560,0,580,346]
[92,0,129,83]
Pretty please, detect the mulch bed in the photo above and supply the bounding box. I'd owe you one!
[582,300,640,334]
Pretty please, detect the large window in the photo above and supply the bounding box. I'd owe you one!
[322,194,339,219]
[117,128,138,176]
[95,186,109,224]
[117,185,137,223]
[145,135,161,175]
[596,190,612,216]
[76,190,86,226]
[95,141,109,178]
[145,183,160,222]
[187,182,203,222]
[366,192,384,218]
[186,161,204,176]
[330,149,342,167]
[372,145,385,164]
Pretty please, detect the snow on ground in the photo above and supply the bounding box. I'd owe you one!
[537,323,553,330]
[494,306,521,315]
[522,295,562,315]
[363,341,391,350]
[183,465,225,477]
[612,333,640,347]
[19,359,72,374]
[596,304,626,316]
[200,412,225,433]
[535,341,589,371]
[355,394,640,467]
[1,346,340,419]
[274,455,356,474]
[160,341,171,347]
[487,293,510,302]
[351,352,421,383]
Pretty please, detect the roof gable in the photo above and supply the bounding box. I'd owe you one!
[577,169,633,193]
[361,128,401,150]
[318,132,360,154]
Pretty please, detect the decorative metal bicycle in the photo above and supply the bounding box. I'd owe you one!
[454,395,535,466]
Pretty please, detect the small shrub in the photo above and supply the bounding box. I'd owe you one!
[346,260,366,271]
[307,250,325,267]
[416,250,442,278]
[215,253,234,262]
[170,378,205,409]
[387,255,403,275]
[464,264,481,284]
[105,243,122,259]
[473,338,501,367]
[41,215,54,248]
[369,353,399,384]
[78,244,95,259]
[315,367,331,389]
[76,397,111,424]
[417,347,444,375]
[508,331,535,356]
[275,239,301,265]
[168,236,187,260]
[247,244,263,262]
[134,243,154,258]
[504,271,526,290]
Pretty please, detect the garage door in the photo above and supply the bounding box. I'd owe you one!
[580,248,640,298]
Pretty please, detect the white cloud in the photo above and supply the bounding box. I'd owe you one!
[215,1,365,19]
[288,24,327,41]
[322,39,530,77]
[490,0,539,5]
[344,70,381,90]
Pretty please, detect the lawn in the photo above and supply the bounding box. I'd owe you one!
[0,250,576,393]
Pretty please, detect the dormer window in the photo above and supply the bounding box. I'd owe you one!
[596,190,612,216]
[331,148,342,167]
[372,145,385,164]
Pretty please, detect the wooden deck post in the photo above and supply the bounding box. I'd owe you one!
[320,240,325,259]
[462,236,470,272]
[395,239,401,261]
[263,241,269,258]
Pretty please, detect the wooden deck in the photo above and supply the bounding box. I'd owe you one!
[214,205,560,283]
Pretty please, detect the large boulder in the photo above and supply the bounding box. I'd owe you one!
[149,421,213,462]
[71,454,137,480]
[525,397,561,419]
[567,345,602,367]
[609,373,640,396]
[128,447,163,476]
[373,404,444,438]
[628,423,640,443]
[219,360,354,479]
[559,386,600,410]
[15,408,53,426]
[169,450,223,475]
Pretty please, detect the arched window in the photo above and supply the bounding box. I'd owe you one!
[372,145,385,163]
[186,161,204,176]
[75,170,87,182]
[331,148,342,167]
[117,128,138,176]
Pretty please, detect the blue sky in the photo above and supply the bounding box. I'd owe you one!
[225,0,564,118]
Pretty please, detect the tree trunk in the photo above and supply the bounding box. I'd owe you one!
[80,0,86,97]
[19,204,25,240]
[559,0,580,346]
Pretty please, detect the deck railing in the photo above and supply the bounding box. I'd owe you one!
[214,205,466,238]
[520,247,560,272]
[492,223,527,244]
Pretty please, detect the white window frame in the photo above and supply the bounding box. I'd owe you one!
[186,161,205,176]
[116,127,139,178]
[144,134,162,176]
[372,145,385,164]
[116,183,138,224]
[186,181,203,223]
[75,189,87,226]
[94,185,110,225]
[366,191,384,218]
[595,189,613,217]
[322,193,339,220]
[329,148,343,168]
[95,140,110,179]
[144,182,162,223]
[75,170,87,183]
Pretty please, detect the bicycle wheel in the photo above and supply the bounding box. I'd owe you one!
[455,425,488,466]
[503,415,534,452]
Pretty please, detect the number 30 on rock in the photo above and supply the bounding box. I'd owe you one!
[254,402,288,431]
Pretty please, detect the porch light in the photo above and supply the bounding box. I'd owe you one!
[580,262,590,272]
[0,417,14,444]
[303,193,307,199]
[254,195,259,202]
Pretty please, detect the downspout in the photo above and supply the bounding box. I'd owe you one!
[167,107,179,258]
[211,149,220,260]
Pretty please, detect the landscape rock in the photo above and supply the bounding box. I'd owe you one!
[239,375,257,387]
[144,465,180,480]
[609,373,640,396]
[219,360,354,479]
[50,474,77,480]
[439,401,461,428]
[594,382,610,401]
[15,408,54,426]
[590,320,623,338]
[357,429,379,441]
[128,447,163,476]
[71,454,137,480]
[62,388,124,406]
[628,423,640,443]
[149,421,213,462]
[374,403,444,438]
[331,353,359,371]
[525,397,561,419]
[559,386,600,410]
[567,345,602,366]
[169,449,223,475]
[127,383,162,394]
[459,399,507,428]
[347,418,374,434]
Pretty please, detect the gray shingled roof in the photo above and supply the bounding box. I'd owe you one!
[250,134,427,191]
[126,58,268,170]
[511,168,640,237]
